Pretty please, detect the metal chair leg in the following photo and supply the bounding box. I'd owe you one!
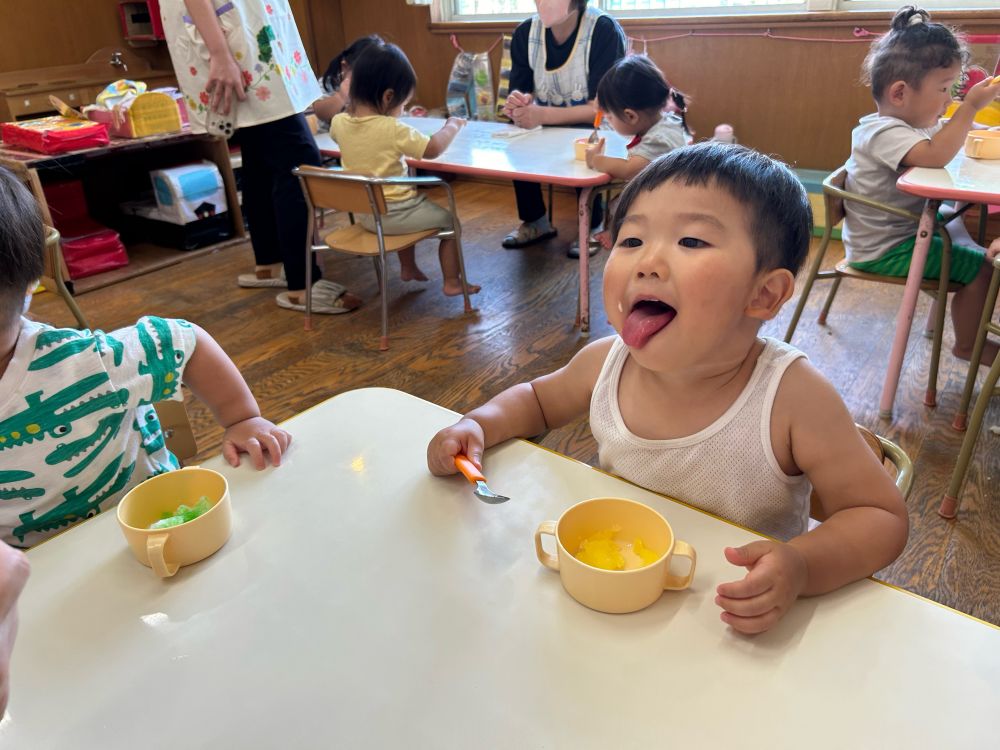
[44,227,90,329]
[952,263,1000,431]
[940,348,1000,518]
[785,227,832,342]
[547,184,553,224]
[440,182,473,314]
[304,208,315,332]
[52,267,89,329]
[817,277,842,326]
[373,254,389,350]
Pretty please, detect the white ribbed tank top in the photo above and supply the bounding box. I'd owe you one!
[590,337,812,541]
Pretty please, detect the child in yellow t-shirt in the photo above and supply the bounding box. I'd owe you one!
[331,41,480,297]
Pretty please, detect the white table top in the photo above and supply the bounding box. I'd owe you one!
[9,388,1000,748]
[897,150,1000,203]
[316,117,628,187]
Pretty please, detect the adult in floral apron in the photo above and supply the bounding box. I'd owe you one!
[160,0,360,314]
[502,0,625,256]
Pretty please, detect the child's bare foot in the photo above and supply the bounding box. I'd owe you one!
[953,340,1000,368]
[443,279,481,296]
[400,267,429,282]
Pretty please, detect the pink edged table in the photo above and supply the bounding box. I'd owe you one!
[887,153,1000,418]
[316,118,627,334]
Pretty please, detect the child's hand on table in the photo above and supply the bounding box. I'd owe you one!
[585,138,606,169]
[426,417,485,476]
[222,416,292,470]
[715,540,809,634]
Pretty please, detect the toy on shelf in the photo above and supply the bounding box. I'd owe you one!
[85,80,186,138]
[1,98,109,154]
[945,65,1000,127]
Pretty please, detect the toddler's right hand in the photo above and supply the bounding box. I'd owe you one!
[585,137,606,169]
[427,417,485,476]
[446,116,467,130]
[964,76,1000,111]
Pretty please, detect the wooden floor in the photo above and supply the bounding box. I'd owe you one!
[30,180,1000,625]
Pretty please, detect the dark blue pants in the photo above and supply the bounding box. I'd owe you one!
[236,113,322,290]
[513,180,603,230]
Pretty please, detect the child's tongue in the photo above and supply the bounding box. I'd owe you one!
[621,302,676,348]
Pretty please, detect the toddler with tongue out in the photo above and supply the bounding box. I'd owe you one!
[428,142,908,635]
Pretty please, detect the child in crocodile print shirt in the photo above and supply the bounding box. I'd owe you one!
[0,167,290,547]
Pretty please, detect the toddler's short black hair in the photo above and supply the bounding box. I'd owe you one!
[862,6,969,100]
[597,55,670,119]
[610,143,812,276]
[0,167,45,329]
[349,41,417,115]
[321,34,384,92]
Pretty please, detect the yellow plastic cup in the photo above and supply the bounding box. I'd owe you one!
[534,497,696,614]
[964,130,1000,159]
[117,467,232,578]
[573,137,589,161]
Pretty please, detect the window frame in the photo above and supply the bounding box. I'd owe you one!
[439,0,997,23]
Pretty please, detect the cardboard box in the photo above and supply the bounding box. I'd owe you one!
[120,197,232,250]
[150,161,228,225]
[86,91,183,139]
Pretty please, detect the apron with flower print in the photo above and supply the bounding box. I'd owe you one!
[159,0,321,132]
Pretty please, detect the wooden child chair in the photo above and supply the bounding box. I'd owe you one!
[41,226,90,329]
[809,425,913,523]
[155,400,198,465]
[784,166,962,415]
[293,166,474,351]
[939,254,1000,519]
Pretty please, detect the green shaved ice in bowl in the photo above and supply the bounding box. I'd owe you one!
[149,496,212,530]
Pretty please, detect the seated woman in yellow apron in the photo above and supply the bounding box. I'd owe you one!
[502,0,625,256]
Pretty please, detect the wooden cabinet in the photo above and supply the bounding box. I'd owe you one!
[0,132,245,298]
[0,47,175,122]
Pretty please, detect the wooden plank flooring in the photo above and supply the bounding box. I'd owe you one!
[29,180,1000,624]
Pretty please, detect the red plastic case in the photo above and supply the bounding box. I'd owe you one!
[1,116,109,155]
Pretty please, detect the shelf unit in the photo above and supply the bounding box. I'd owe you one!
[119,0,165,43]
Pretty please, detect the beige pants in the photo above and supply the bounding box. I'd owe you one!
[359,194,454,234]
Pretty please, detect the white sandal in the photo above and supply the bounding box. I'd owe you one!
[237,267,287,288]
[276,280,360,315]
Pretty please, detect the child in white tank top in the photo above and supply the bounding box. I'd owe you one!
[427,143,908,635]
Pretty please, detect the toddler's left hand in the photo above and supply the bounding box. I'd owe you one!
[988,238,1000,260]
[222,416,292,470]
[715,541,808,634]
